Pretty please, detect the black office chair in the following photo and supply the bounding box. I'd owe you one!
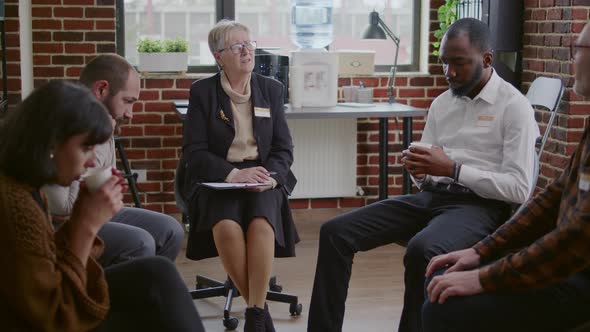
[174,158,302,330]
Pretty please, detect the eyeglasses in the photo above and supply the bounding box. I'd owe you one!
[570,43,590,59]
[218,41,257,55]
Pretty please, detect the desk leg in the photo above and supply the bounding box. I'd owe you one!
[379,118,388,200]
[402,117,413,195]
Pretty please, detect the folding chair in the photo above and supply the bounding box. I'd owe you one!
[524,76,565,199]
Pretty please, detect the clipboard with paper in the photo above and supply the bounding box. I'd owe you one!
[200,182,270,190]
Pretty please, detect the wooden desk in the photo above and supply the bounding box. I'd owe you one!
[174,101,427,199]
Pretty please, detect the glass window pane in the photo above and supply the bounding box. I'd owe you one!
[235,0,417,69]
[163,13,186,40]
[236,0,291,57]
[330,0,415,66]
[122,0,419,70]
[124,0,216,66]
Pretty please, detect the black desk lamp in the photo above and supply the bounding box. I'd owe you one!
[362,11,405,199]
[362,10,401,104]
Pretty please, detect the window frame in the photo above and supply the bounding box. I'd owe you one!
[115,0,421,74]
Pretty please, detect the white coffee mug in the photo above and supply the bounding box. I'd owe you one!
[410,141,433,149]
[84,166,112,192]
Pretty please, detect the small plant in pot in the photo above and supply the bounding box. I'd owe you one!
[432,0,458,56]
[137,37,189,73]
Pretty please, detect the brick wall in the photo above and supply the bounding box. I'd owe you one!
[3,0,116,102]
[3,0,22,104]
[32,1,116,86]
[122,77,188,213]
[1,0,588,213]
[521,0,590,189]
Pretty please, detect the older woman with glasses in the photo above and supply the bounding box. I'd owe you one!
[180,19,298,332]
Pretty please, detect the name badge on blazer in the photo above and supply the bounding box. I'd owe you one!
[254,107,271,118]
[579,172,590,191]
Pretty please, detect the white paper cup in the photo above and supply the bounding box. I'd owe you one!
[342,86,358,102]
[410,142,432,149]
[84,166,112,192]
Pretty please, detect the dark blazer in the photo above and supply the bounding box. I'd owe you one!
[180,72,296,202]
[179,72,298,260]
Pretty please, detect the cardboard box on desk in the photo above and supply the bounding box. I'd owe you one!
[335,50,375,76]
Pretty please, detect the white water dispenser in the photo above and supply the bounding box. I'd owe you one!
[289,0,337,108]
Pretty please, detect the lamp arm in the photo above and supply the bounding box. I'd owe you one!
[378,18,400,104]
[377,17,400,46]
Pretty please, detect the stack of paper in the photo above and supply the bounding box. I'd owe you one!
[201,183,270,190]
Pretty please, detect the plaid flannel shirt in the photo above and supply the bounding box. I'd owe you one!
[473,123,590,292]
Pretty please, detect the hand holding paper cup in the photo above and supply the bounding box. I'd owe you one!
[83,166,113,192]
[410,142,433,150]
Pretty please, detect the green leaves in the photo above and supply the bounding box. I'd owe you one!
[137,38,162,53]
[137,37,188,53]
[432,0,458,56]
[163,37,189,52]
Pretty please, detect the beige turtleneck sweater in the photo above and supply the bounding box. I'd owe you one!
[220,72,259,163]
[220,72,276,188]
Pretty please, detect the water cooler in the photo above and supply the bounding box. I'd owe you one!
[289,0,338,108]
[286,0,356,200]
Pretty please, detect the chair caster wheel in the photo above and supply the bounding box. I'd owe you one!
[289,303,303,316]
[223,317,239,330]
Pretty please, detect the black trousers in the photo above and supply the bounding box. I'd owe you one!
[307,190,510,332]
[422,269,590,332]
[94,256,205,332]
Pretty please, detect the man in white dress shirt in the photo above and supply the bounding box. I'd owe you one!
[307,18,540,332]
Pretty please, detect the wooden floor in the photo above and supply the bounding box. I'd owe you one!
[175,208,407,332]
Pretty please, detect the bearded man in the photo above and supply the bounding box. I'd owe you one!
[307,18,540,332]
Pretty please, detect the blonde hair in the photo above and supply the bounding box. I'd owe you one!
[207,19,251,56]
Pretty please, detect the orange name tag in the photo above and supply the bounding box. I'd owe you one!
[476,115,495,127]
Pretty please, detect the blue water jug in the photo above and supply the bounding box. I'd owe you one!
[290,0,333,49]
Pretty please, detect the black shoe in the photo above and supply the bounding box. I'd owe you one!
[244,306,265,332]
[264,303,276,332]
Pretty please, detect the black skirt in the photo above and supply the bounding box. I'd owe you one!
[185,163,299,261]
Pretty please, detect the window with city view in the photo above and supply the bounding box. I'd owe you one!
[120,0,420,72]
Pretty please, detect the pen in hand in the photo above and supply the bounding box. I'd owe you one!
[268,171,277,175]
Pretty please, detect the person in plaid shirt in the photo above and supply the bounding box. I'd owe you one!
[421,23,590,332]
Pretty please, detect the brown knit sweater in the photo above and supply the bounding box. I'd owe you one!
[0,173,109,332]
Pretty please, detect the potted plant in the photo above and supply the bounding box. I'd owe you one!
[432,0,458,56]
[137,37,189,73]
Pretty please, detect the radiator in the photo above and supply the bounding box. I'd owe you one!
[287,118,357,199]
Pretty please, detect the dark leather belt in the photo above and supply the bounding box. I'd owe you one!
[422,182,474,195]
